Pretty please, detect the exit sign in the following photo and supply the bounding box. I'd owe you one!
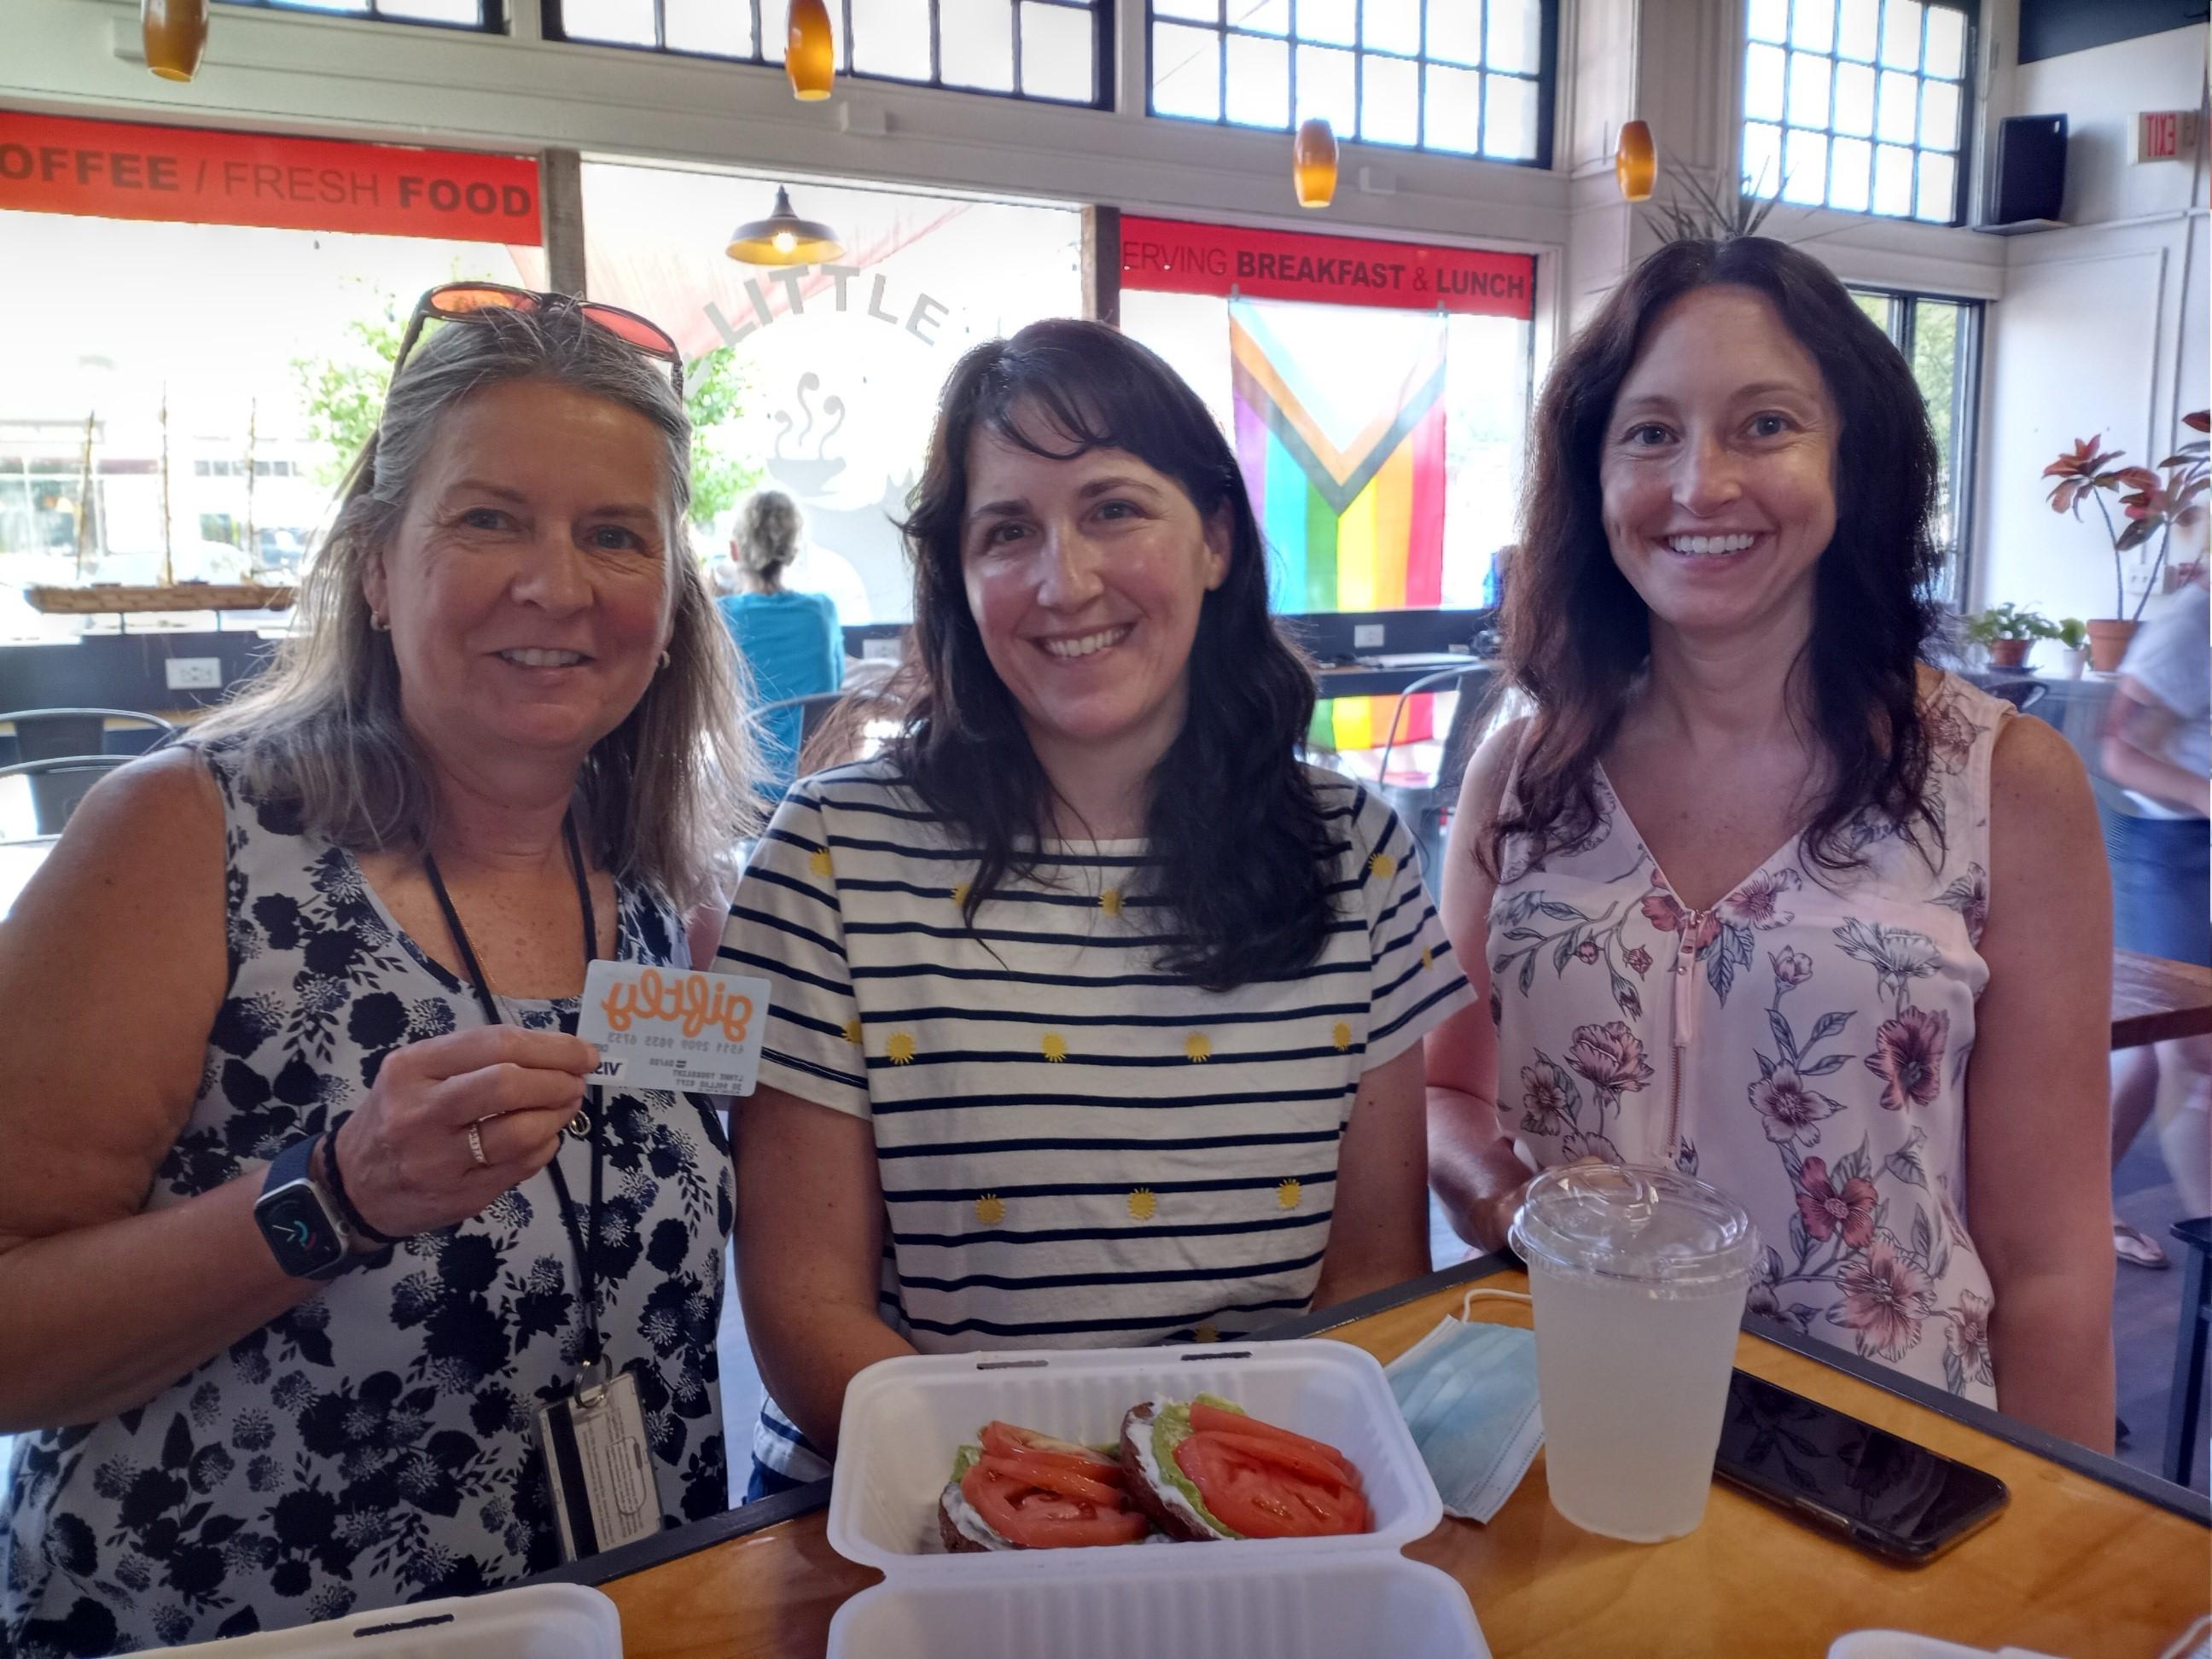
[2135,109,2200,163]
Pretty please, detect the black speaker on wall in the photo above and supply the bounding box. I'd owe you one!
[1989,114,2068,226]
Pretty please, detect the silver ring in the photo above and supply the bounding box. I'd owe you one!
[467,1122,488,1168]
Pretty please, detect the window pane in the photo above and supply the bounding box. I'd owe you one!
[1424,61,1481,152]
[1916,149,1956,220]
[1787,52,1831,128]
[1486,0,1540,75]
[1748,0,1787,44]
[1877,69,1918,143]
[1790,0,1834,53]
[1852,288,1895,333]
[1745,43,1785,122]
[1153,21,1223,117]
[1908,299,1963,542]
[1427,0,1481,64]
[1830,134,1872,210]
[1238,0,1292,35]
[1881,0,1923,69]
[379,0,477,20]
[1295,41,1358,128]
[1743,119,1784,196]
[1022,3,1096,99]
[1483,71,1538,160]
[1363,0,1422,55]
[1783,126,1828,203]
[851,0,929,78]
[1832,60,1875,137]
[940,0,1014,90]
[664,0,753,55]
[1919,77,1959,149]
[1361,52,1422,144]
[1155,0,1216,19]
[1836,0,1877,60]
[1924,4,1965,79]
[559,0,654,44]
[759,0,790,62]
[1873,142,1914,213]
[1298,0,1358,47]
[1225,29,1290,126]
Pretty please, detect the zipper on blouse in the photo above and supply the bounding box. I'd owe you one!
[1667,909,1707,1164]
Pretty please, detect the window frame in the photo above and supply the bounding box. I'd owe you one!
[1848,282,1984,603]
[540,0,1115,110]
[215,0,503,31]
[1144,2,1560,171]
[1741,0,1978,228]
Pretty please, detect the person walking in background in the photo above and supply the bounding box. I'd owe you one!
[2103,550,2212,1267]
[719,489,844,795]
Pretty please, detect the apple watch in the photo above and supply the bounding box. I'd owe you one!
[253,1135,354,1280]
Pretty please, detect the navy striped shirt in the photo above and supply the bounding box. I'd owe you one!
[721,759,1473,1479]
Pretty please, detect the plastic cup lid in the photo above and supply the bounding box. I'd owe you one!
[1510,1162,1759,1287]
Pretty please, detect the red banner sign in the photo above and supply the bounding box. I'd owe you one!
[1121,215,1533,320]
[0,111,541,244]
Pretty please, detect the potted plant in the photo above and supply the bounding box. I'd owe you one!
[2044,410,2210,670]
[1962,602,2058,670]
[2055,617,2091,679]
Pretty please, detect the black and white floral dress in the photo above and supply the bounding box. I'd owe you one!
[0,747,731,1656]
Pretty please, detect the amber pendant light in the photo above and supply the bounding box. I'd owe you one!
[1615,119,1656,201]
[143,0,209,82]
[787,0,835,101]
[1293,118,1338,210]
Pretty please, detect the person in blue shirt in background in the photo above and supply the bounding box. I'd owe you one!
[717,489,843,795]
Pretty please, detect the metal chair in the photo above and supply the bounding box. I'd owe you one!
[0,709,172,835]
[1973,677,2049,715]
[1372,663,1498,882]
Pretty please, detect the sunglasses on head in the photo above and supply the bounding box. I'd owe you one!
[391,282,686,397]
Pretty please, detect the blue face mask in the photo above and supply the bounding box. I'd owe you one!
[1384,1293,1544,1525]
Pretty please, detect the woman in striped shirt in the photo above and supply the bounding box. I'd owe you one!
[721,319,1474,1495]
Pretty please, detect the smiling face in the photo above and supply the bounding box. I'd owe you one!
[363,377,678,767]
[1599,284,1840,644]
[960,417,1229,782]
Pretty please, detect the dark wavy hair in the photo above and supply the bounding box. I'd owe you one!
[890,318,1336,989]
[1493,236,1944,880]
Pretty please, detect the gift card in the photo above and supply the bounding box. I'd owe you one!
[575,960,771,1097]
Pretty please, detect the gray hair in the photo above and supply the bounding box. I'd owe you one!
[737,489,803,578]
[191,302,762,907]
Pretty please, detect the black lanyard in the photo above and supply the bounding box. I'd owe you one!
[423,816,607,1377]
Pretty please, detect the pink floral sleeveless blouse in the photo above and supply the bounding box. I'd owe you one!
[1489,672,2008,1406]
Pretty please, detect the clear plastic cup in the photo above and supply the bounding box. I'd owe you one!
[1509,1162,1758,1542]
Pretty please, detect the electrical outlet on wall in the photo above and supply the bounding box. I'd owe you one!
[165,657,222,691]
[1353,623,1386,650]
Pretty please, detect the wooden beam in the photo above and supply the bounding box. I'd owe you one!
[1081,204,1121,329]
[541,147,587,297]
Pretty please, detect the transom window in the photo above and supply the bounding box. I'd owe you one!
[220,0,494,25]
[545,0,1108,107]
[1742,0,1972,224]
[1148,1,1556,167]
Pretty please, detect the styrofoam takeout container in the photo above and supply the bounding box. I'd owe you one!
[824,1339,1487,1659]
[135,1584,620,1659]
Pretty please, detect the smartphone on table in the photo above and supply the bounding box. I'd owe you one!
[1713,1371,2009,1565]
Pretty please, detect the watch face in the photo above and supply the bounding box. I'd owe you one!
[259,1185,346,1276]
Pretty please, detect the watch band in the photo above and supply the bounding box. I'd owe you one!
[255,1134,353,1279]
[322,1112,405,1246]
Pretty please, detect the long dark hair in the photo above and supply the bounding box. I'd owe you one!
[1494,236,1944,879]
[891,318,1336,989]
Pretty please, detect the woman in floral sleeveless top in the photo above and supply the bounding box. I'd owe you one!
[1427,239,2114,1449]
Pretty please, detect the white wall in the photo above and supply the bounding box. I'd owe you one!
[1975,22,2211,620]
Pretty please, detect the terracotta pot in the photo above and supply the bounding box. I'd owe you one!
[1987,637,2032,670]
[2087,618,2139,674]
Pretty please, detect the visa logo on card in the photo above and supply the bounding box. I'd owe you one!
[575,961,772,1098]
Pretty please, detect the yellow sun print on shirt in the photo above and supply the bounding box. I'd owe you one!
[1185,1033,1212,1063]
[1099,886,1123,917]
[1127,1188,1157,1221]
[975,1193,1005,1225]
[1278,1179,1302,1210]
[1042,1033,1068,1062]
[841,1016,864,1045]
[952,880,970,908]
[1422,946,1435,972]
[1194,1322,1220,1343]
[887,1032,917,1065]
[1369,851,1396,882]
[1331,1021,1352,1051]
[808,847,833,877]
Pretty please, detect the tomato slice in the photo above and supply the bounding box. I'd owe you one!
[1173,1436,1371,1538]
[1187,1402,1359,1484]
[1197,1429,1361,1492]
[960,1464,1149,1549]
[978,1421,1121,1473]
[977,1450,1126,1508]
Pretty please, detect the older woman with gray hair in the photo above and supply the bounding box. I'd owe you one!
[0,285,760,1655]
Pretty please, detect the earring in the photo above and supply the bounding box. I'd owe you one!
[370,612,390,632]
[658,649,671,670]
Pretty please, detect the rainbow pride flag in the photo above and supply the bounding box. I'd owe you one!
[1229,300,1448,753]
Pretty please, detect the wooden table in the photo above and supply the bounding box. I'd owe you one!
[2112,948,2212,1049]
[567,1258,2209,1659]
